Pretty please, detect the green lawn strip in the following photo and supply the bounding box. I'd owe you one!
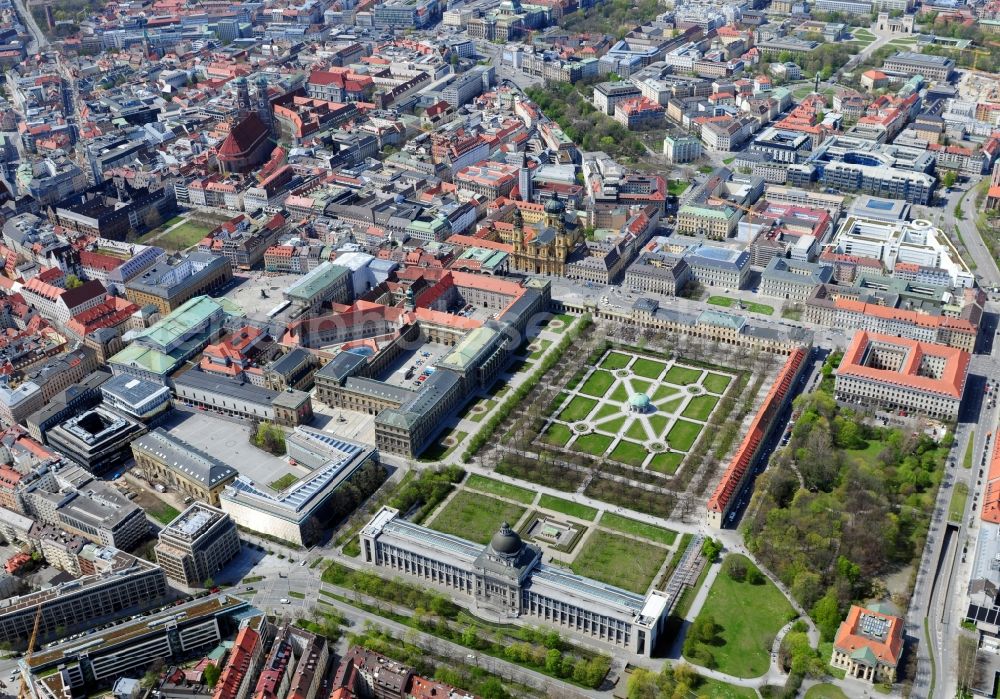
[597,415,627,434]
[570,530,665,594]
[648,451,683,474]
[594,402,620,420]
[579,370,616,397]
[600,351,632,370]
[546,313,575,334]
[949,481,969,522]
[148,502,180,525]
[667,180,689,196]
[657,397,683,414]
[667,420,703,451]
[429,491,527,544]
[703,373,732,394]
[269,473,298,491]
[573,433,613,456]
[682,395,719,422]
[686,554,797,677]
[538,494,598,521]
[652,385,679,401]
[963,430,975,469]
[543,422,573,446]
[609,384,628,402]
[529,339,552,359]
[706,295,773,315]
[707,295,736,308]
[559,396,598,422]
[599,512,677,545]
[696,676,759,699]
[625,420,649,442]
[465,475,535,504]
[648,414,670,437]
[610,440,648,467]
[288,590,306,599]
[631,358,666,379]
[419,430,467,462]
[242,575,264,584]
[663,366,701,386]
[629,378,653,394]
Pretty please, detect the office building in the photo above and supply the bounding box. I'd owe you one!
[830,606,903,684]
[125,252,233,314]
[662,135,702,164]
[132,428,238,506]
[360,508,670,656]
[155,504,241,587]
[44,407,145,475]
[759,258,833,301]
[883,51,954,81]
[683,244,751,289]
[173,370,313,426]
[0,547,167,647]
[834,330,969,420]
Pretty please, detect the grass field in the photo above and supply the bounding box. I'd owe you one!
[560,396,598,422]
[682,395,719,421]
[143,220,215,250]
[529,339,552,359]
[663,366,701,386]
[546,314,575,334]
[574,433,613,456]
[964,430,975,469]
[599,512,677,545]
[667,180,689,196]
[466,475,536,504]
[626,420,649,442]
[538,494,598,520]
[269,474,298,491]
[707,295,775,316]
[543,423,573,446]
[601,352,632,370]
[696,677,759,699]
[610,440,648,467]
[949,482,969,523]
[579,370,616,397]
[805,685,849,699]
[147,501,181,525]
[703,373,731,394]
[688,554,797,677]
[667,420,703,451]
[648,451,683,474]
[632,358,666,379]
[430,491,526,544]
[571,530,665,594]
[419,430,467,461]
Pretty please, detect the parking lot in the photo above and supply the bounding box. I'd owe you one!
[378,340,454,390]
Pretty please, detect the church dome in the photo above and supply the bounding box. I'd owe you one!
[543,198,565,215]
[491,522,523,555]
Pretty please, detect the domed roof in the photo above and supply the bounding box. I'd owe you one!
[629,392,651,409]
[543,198,565,214]
[491,522,523,556]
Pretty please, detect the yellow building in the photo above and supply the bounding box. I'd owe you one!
[511,199,583,276]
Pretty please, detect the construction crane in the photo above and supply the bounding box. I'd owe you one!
[17,604,43,699]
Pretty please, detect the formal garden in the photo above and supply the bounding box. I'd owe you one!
[540,349,734,474]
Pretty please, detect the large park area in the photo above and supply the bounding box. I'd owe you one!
[541,349,733,475]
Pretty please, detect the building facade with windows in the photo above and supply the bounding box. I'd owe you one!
[155,504,241,587]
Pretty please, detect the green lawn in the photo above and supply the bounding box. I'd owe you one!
[703,373,732,394]
[594,402,620,420]
[430,491,526,544]
[287,590,306,599]
[559,396,598,422]
[667,180,689,196]
[963,430,975,469]
[648,414,669,437]
[949,482,969,523]
[846,439,887,468]
[648,451,683,474]
[630,378,652,394]
[805,685,849,699]
[529,339,552,359]
[579,370,616,397]
[601,352,632,370]
[571,530,665,594]
[610,439,648,467]
[419,430,467,462]
[148,501,181,525]
[658,397,683,414]
[609,384,629,402]
[696,677,760,699]
[465,475,535,504]
[599,512,677,545]
[546,314,575,334]
[667,420,703,451]
[269,473,299,491]
[145,220,215,250]
[631,358,666,379]
[465,398,496,423]
[574,433,613,456]
[599,415,627,434]
[543,423,573,446]
[626,420,649,442]
[663,366,702,386]
[538,494,598,520]
[687,554,797,677]
[682,395,719,422]
[707,295,775,315]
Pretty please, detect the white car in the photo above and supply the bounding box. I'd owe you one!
[279,598,289,604]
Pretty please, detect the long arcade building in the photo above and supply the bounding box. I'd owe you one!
[360,507,670,656]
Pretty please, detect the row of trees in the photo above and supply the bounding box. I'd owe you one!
[388,465,464,523]
[626,663,708,699]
